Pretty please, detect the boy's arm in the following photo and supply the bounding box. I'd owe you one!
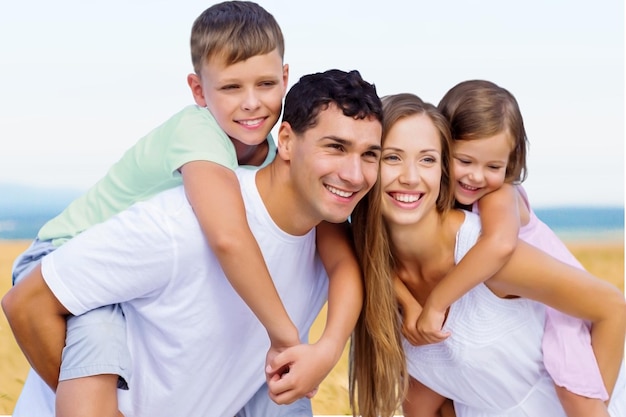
[417,184,520,344]
[265,220,363,404]
[181,161,299,349]
[1,264,68,391]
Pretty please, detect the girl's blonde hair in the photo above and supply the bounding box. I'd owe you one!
[438,79,529,183]
[349,93,454,417]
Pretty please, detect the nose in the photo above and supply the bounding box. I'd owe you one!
[241,88,261,111]
[399,161,420,185]
[338,154,366,187]
[467,167,484,183]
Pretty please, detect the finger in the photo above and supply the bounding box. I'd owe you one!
[305,387,318,398]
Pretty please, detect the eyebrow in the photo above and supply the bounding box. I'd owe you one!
[383,146,440,154]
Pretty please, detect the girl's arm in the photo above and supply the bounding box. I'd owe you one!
[417,184,520,344]
[265,220,363,404]
[181,161,299,352]
[403,376,448,417]
[488,240,626,396]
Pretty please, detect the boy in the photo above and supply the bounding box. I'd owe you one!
[4,68,384,417]
[10,2,361,416]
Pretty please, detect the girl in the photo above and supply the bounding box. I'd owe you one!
[398,80,620,416]
[350,92,626,417]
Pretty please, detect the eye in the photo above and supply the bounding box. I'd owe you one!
[221,84,239,90]
[363,150,381,161]
[488,165,504,171]
[455,157,470,165]
[328,143,345,151]
[259,80,277,87]
[383,153,400,162]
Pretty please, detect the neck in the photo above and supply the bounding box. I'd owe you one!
[388,209,461,289]
[255,161,318,236]
[235,140,269,166]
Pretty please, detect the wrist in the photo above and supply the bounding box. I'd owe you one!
[267,322,300,348]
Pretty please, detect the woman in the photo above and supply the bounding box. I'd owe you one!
[349,93,626,417]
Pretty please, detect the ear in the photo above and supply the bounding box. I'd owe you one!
[276,121,295,161]
[281,63,290,94]
[187,73,207,107]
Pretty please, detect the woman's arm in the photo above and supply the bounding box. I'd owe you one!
[394,275,427,346]
[488,240,626,396]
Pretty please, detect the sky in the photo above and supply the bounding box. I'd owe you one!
[1,0,624,207]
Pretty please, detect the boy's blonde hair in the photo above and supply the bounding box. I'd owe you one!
[190,1,285,74]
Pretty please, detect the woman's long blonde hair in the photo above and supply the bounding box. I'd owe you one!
[349,93,454,417]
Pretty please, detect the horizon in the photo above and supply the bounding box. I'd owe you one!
[0,0,623,207]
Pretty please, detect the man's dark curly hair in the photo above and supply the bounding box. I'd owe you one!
[282,69,382,134]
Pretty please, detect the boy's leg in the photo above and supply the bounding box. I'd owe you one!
[236,383,312,417]
[55,304,131,417]
[12,238,56,285]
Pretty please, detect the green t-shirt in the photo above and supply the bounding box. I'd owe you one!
[38,105,276,246]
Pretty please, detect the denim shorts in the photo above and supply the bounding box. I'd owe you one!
[236,383,313,417]
[12,239,131,389]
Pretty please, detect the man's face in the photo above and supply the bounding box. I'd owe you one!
[281,103,382,226]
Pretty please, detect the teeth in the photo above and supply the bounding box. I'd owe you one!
[461,183,478,191]
[239,118,264,126]
[394,193,419,203]
[327,185,353,198]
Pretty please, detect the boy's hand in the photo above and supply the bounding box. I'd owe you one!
[264,330,301,385]
[414,305,451,345]
[265,340,337,405]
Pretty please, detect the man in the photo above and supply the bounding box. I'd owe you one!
[2,69,383,417]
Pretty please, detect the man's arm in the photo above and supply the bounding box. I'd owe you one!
[2,263,69,391]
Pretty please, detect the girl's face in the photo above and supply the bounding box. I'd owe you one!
[380,114,443,227]
[452,131,513,206]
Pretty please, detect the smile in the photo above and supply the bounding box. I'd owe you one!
[391,192,421,203]
[459,182,480,191]
[237,117,265,127]
[326,185,354,198]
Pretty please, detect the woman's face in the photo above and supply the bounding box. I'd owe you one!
[380,113,443,227]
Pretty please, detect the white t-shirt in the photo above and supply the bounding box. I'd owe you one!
[13,168,329,417]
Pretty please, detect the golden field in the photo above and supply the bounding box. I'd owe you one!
[1,238,624,415]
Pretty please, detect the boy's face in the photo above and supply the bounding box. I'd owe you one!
[278,103,382,226]
[188,49,288,148]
